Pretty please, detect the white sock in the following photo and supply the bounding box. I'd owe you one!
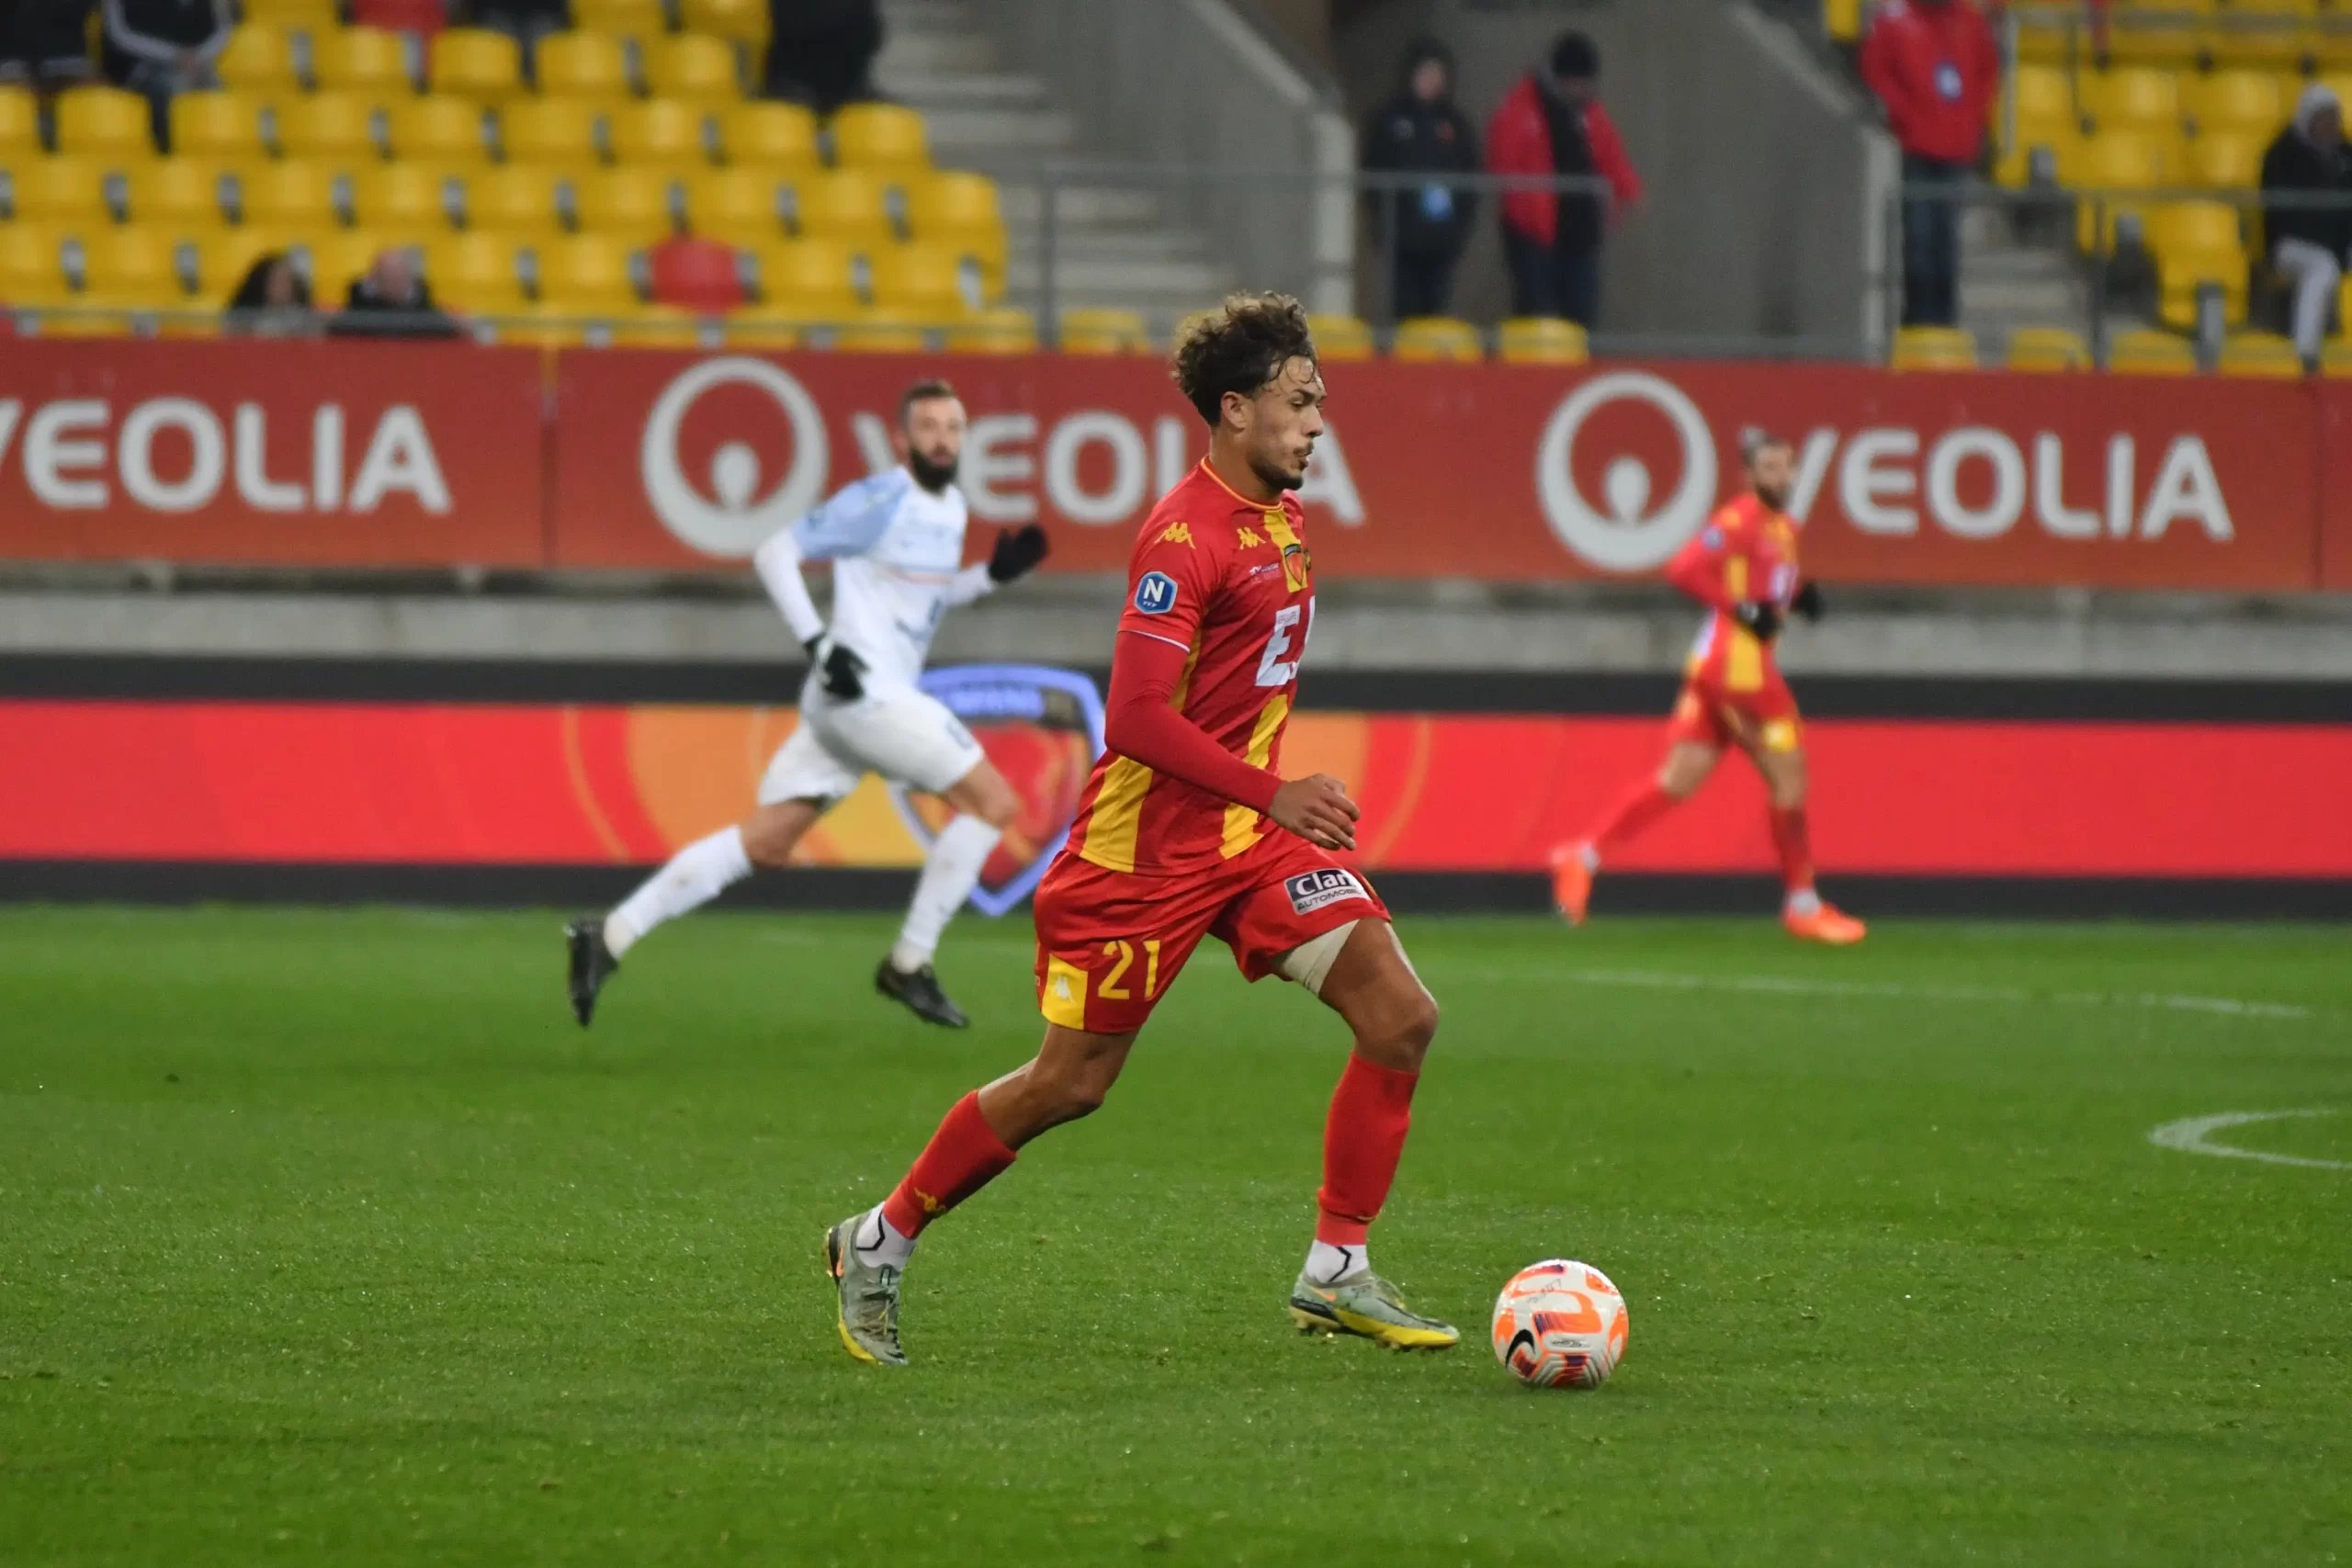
[604,825,753,959]
[1306,1239,1367,1285]
[853,1203,914,1270]
[1578,841,1600,873]
[1784,887,1822,918]
[891,815,1001,972]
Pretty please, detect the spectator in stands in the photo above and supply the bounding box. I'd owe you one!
[2262,85,2352,368]
[763,0,883,115]
[100,0,231,152]
[1485,31,1642,329]
[329,247,462,340]
[459,0,566,72]
[224,254,315,338]
[1363,37,1480,321]
[1860,0,2000,328]
[0,0,97,91]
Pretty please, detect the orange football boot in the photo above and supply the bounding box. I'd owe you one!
[1548,842,1595,926]
[1783,901,1866,945]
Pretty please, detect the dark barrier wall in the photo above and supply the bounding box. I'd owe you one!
[5,338,2352,589]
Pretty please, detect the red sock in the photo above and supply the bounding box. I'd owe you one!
[879,1091,1016,1238]
[1769,805,1815,894]
[1588,778,1679,858]
[1315,1054,1420,1245]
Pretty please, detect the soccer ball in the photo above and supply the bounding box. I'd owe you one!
[1490,1259,1629,1390]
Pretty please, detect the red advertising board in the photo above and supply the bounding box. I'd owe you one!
[0,337,547,567]
[0,338,2338,590]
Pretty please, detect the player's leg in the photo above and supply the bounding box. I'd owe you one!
[876,756,1020,1027]
[1736,703,1865,945]
[1551,718,1722,925]
[563,722,852,1025]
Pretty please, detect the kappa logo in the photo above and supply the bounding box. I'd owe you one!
[1159,521,1195,547]
[1236,525,1266,548]
[1284,868,1370,916]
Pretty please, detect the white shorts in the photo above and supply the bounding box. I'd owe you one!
[757,687,987,807]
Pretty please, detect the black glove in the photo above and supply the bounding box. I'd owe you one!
[1790,581,1825,624]
[814,637,866,700]
[987,524,1051,583]
[1733,601,1784,642]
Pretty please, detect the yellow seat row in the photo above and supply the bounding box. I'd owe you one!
[2017,3,2352,70]
[1891,324,2335,374]
[1040,310,1594,364]
[232,0,772,47]
[217,24,747,106]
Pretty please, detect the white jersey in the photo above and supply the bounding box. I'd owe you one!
[768,468,992,701]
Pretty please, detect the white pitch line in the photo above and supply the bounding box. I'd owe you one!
[1453,964,2318,1021]
[2148,1110,2350,1171]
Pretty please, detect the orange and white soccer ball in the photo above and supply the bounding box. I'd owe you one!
[1491,1259,1629,1389]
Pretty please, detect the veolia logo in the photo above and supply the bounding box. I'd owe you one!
[1533,370,1719,571]
[639,357,831,558]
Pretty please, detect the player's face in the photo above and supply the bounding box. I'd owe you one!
[899,395,967,491]
[1237,356,1326,494]
[1748,443,1794,512]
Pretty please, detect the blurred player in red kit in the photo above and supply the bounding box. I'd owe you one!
[1551,431,1866,945]
[821,294,1460,1365]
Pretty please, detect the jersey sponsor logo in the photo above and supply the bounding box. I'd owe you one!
[1280,541,1311,592]
[1158,521,1195,547]
[1284,867,1371,916]
[1237,525,1266,548]
[1133,570,1180,615]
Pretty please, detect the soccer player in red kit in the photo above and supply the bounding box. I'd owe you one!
[822,294,1459,1365]
[1551,431,1866,945]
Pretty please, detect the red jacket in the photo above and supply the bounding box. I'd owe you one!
[1860,0,2001,164]
[1485,75,1643,245]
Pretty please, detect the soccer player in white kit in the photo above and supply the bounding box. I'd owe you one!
[566,378,1050,1029]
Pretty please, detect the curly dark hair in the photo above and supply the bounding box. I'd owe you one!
[1170,292,1317,427]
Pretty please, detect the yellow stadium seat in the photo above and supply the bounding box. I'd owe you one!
[903,171,1004,283]
[465,164,563,234]
[292,230,396,303]
[718,101,820,169]
[570,0,669,46]
[2151,201,2249,325]
[2011,62,2077,128]
[217,25,301,94]
[499,97,604,166]
[126,160,230,229]
[178,228,285,304]
[430,28,525,104]
[352,164,466,233]
[1392,315,1484,362]
[55,87,154,160]
[241,0,338,28]
[1498,315,1590,364]
[680,0,770,49]
[863,243,975,318]
[2185,68,2287,132]
[1890,324,1979,369]
[82,227,183,304]
[645,34,741,103]
[571,166,683,242]
[0,226,69,306]
[606,98,716,170]
[721,316,803,348]
[536,31,633,101]
[424,231,529,311]
[1056,306,1151,355]
[2212,0,2312,68]
[2102,2,2208,66]
[388,96,492,164]
[2006,325,2090,370]
[234,160,341,229]
[536,233,642,311]
[829,103,928,173]
[168,92,267,160]
[944,307,1039,355]
[787,169,893,245]
[2217,329,2303,374]
[0,87,39,159]
[2108,326,2199,373]
[313,27,417,96]
[597,305,713,350]
[1306,312,1374,361]
[7,158,109,225]
[751,239,860,320]
[276,93,383,162]
[2086,68,2185,136]
[835,309,933,352]
[2185,130,2266,186]
[2072,131,2169,251]
[684,167,791,245]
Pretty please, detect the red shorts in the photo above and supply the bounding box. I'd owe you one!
[1667,666,1803,754]
[1031,834,1390,1035]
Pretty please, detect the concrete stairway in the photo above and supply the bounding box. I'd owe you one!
[873,0,1235,335]
[1956,204,2146,361]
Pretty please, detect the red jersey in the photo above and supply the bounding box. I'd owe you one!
[1064,462,1315,877]
[1667,493,1801,695]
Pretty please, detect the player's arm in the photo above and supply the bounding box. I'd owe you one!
[942,525,1051,607]
[752,473,902,696]
[1665,519,1781,640]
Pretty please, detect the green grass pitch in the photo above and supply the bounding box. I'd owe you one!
[2,906,2347,1565]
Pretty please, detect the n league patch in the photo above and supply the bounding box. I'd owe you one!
[1284,868,1371,916]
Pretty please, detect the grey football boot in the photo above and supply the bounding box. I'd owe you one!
[823,1213,909,1366]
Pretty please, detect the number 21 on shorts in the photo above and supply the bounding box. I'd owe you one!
[1041,938,1163,1031]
